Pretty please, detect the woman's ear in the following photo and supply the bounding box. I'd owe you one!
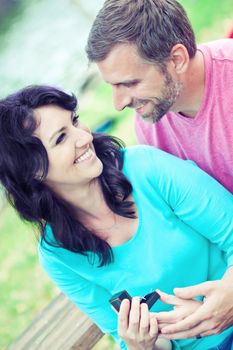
[170,44,190,75]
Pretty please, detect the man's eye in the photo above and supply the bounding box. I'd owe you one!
[55,133,66,145]
[124,81,138,88]
[73,114,79,126]
[125,83,134,88]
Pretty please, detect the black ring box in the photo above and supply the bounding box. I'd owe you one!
[109,290,160,312]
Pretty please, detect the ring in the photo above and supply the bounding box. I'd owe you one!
[196,335,202,339]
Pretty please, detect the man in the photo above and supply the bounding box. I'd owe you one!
[86,0,233,344]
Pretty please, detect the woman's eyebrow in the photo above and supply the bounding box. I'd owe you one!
[49,127,66,143]
[49,111,74,143]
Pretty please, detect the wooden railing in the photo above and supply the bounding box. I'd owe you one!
[7,293,104,350]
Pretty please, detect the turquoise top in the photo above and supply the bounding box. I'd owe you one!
[39,145,233,350]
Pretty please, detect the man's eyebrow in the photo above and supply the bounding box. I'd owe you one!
[112,79,140,86]
[49,127,66,143]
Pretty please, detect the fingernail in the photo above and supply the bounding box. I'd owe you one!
[156,288,163,295]
[132,296,141,302]
[122,298,130,303]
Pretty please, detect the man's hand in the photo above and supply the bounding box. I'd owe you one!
[158,269,233,339]
[154,290,201,331]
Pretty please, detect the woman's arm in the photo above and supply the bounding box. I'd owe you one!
[146,147,233,339]
[38,246,127,349]
[39,248,172,350]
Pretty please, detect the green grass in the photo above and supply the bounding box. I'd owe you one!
[0,205,57,349]
[1,1,233,349]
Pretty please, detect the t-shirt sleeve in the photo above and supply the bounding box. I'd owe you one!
[146,147,233,267]
[38,247,127,350]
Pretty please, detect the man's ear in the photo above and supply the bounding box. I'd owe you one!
[170,44,190,74]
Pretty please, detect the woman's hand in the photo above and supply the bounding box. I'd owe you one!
[118,297,159,350]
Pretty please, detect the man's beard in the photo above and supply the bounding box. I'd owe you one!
[140,72,182,124]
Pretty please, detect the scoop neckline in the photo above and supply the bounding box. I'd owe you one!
[111,190,142,251]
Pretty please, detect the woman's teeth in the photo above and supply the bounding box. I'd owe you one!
[74,149,93,164]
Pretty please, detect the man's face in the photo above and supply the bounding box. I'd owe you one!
[97,43,182,123]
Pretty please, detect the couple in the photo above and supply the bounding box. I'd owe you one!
[0,1,233,349]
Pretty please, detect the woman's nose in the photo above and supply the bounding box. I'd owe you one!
[74,128,93,148]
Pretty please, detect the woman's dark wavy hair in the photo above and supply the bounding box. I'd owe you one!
[0,85,135,266]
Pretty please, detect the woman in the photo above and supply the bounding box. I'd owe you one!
[0,85,233,350]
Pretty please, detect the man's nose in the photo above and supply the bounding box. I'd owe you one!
[112,86,132,111]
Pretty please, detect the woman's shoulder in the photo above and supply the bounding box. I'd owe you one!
[123,144,184,160]
[122,144,192,168]
[122,145,168,182]
[122,144,198,181]
[123,144,164,162]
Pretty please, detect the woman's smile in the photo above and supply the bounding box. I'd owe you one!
[74,147,95,164]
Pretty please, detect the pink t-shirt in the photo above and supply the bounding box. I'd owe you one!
[135,39,233,192]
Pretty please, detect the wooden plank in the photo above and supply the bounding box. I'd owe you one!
[7,293,104,350]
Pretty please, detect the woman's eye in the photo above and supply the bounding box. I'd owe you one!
[72,114,79,126]
[55,132,66,145]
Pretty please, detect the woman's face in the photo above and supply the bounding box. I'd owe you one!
[33,105,103,193]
